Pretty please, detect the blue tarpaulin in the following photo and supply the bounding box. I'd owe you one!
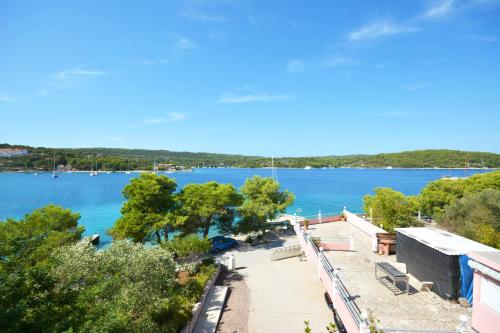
[459,255,474,304]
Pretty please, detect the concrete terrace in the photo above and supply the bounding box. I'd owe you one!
[216,230,333,333]
[307,221,471,331]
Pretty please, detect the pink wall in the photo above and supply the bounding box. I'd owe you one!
[471,271,499,333]
[320,241,350,251]
[294,224,360,333]
[318,263,359,333]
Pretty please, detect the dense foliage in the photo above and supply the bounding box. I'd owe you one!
[419,170,500,216]
[108,173,178,242]
[109,174,293,240]
[0,205,84,332]
[2,143,500,170]
[50,241,182,332]
[437,189,500,248]
[236,176,295,234]
[0,204,218,332]
[363,188,420,232]
[176,182,243,237]
[364,170,500,248]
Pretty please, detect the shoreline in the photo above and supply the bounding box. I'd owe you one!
[1,167,498,173]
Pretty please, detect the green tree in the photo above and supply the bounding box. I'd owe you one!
[50,240,185,332]
[176,181,243,237]
[109,173,178,243]
[236,176,295,234]
[438,189,500,248]
[0,205,84,332]
[363,187,418,232]
[163,234,211,266]
[418,170,500,217]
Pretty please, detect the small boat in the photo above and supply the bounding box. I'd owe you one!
[33,172,38,176]
[89,155,98,176]
[90,234,100,245]
[125,160,131,174]
[304,166,312,170]
[52,156,58,178]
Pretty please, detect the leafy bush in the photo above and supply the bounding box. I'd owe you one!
[438,189,500,248]
[419,170,500,216]
[163,234,210,263]
[363,188,419,232]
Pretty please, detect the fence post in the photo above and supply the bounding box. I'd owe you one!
[359,310,370,333]
[228,254,235,271]
[349,233,355,251]
[318,247,323,278]
[332,269,339,294]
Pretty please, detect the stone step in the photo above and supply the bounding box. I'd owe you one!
[193,286,229,333]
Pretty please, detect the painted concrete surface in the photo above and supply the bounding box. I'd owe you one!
[308,222,471,331]
[218,230,333,333]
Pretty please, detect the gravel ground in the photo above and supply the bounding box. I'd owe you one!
[216,268,250,333]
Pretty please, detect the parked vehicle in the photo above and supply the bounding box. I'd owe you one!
[210,236,238,253]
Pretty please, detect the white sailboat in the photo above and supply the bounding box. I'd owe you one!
[125,160,131,174]
[271,157,279,183]
[90,155,98,176]
[52,156,58,178]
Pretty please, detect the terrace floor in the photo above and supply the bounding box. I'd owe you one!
[307,222,471,331]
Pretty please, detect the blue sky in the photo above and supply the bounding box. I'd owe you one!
[1,0,499,156]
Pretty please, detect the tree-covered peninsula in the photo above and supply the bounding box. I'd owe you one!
[363,170,500,248]
[1,143,499,171]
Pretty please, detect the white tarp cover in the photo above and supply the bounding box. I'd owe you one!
[395,227,497,256]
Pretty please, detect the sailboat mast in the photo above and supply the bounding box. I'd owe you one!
[271,157,278,183]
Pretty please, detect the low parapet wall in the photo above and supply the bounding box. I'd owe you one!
[269,243,303,261]
[343,210,386,252]
[343,210,386,236]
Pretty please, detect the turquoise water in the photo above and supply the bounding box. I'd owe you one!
[0,168,489,246]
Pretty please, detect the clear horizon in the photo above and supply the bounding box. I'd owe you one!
[1,1,499,156]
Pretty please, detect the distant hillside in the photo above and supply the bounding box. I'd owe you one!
[0,144,499,171]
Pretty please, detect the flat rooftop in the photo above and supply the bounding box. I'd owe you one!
[308,222,470,331]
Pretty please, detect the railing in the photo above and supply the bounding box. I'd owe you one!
[293,216,470,333]
[379,329,459,333]
[297,224,362,329]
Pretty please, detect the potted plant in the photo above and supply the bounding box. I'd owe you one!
[304,219,310,230]
[311,236,321,247]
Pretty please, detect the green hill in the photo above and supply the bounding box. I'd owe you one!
[1,144,499,171]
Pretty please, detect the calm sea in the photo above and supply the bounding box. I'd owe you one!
[0,168,490,246]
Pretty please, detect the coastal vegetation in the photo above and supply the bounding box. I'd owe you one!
[363,188,420,232]
[108,173,178,242]
[109,174,294,241]
[176,182,243,237]
[2,143,500,170]
[0,204,219,332]
[236,176,295,234]
[0,173,293,331]
[364,170,500,248]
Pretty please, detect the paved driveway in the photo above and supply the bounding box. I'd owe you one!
[217,230,333,333]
